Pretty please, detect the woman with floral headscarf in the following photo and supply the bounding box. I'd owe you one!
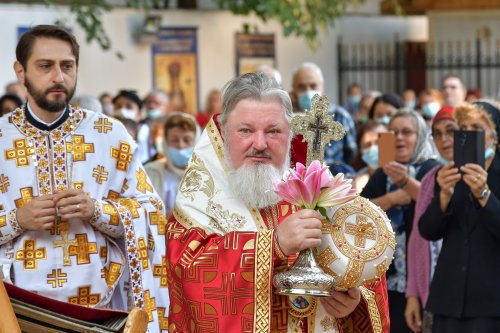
[419,100,500,333]
[362,109,438,333]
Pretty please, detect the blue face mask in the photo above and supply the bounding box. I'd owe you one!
[147,109,163,119]
[422,102,441,119]
[404,101,416,110]
[349,95,361,107]
[437,156,449,165]
[298,90,321,111]
[485,146,495,160]
[167,147,193,168]
[377,115,391,125]
[361,145,379,169]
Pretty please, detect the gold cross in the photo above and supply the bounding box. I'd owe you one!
[149,211,167,235]
[157,307,169,331]
[68,234,98,264]
[291,94,346,165]
[66,135,95,162]
[14,187,34,208]
[144,290,157,322]
[138,237,149,270]
[53,222,78,266]
[5,138,35,167]
[15,239,46,270]
[92,165,109,184]
[68,286,100,307]
[93,118,113,134]
[47,268,68,288]
[111,141,133,172]
[0,174,10,193]
[136,168,153,193]
[153,255,168,287]
[101,262,122,288]
[345,215,376,248]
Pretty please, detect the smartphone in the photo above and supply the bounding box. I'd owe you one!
[453,130,485,168]
[378,132,396,167]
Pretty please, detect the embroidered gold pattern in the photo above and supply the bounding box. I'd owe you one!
[5,138,35,167]
[206,119,225,165]
[144,290,157,322]
[93,117,113,134]
[15,239,46,270]
[47,269,68,288]
[68,234,98,265]
[136,168,153,193]
[68,286,100,307]
[111,141,133,172]
[345,215,377,248]
[0,174,10,193]
[14,187,34,208]
[53,222,78,266]
[92,165,109,184]
[254,230,272,333]
[101,262,122,288]
[138,237,149,270]
[360,287,383,333]
[66,135,94,162]
[150,211,167,235]
[320,315,337,331]
[206,198,247,234]
[178,153,215,201]
[153,255,168,287]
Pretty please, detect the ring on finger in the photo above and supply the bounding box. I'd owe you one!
[76,204,80,210]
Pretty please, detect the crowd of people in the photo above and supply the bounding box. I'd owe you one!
[1,24,500,333]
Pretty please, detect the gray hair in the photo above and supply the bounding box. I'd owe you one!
[71,94,103,113]
[218,72,293,127]
[292,62,324,84]
[389,108,434,164]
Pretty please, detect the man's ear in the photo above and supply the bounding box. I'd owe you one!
[13,61,25,85]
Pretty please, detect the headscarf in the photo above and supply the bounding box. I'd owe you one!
[389,109,434,165]
[431,106,454,130]
[472,100,500,141]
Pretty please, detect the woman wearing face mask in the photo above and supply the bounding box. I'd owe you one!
[404,107,458,333]
[361,109,438,333]
[419,101,500,333]
[352,121,387,193]
[145,113,200,217]
[368,93,404,125]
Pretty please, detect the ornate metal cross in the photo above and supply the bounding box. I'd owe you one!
[291,94,346,165]
[53,221,78,266]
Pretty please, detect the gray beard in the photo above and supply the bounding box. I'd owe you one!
[225,153,289,210]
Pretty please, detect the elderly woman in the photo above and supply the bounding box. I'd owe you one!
[405,107,459,333]
[361,109,438,333]
[145,113,200,217]
[419,101,500,333]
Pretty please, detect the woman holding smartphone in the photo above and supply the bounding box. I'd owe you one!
[361,109,438,333]
[419,101,500,333]
[405,106,458,333]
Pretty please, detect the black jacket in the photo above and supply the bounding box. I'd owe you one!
[419,153,500,318]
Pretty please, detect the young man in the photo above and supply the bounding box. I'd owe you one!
[0,25,168,332]
[167,72,389,332]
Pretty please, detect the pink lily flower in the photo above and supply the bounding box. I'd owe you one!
[273,160,356,210]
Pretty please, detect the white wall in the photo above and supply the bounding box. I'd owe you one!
[0,3,427,107]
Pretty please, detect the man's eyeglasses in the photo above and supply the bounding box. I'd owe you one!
[432,129,455,140]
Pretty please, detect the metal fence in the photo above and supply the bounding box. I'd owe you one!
[337,36,500,105]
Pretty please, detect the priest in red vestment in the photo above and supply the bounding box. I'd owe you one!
[166,72,390,332]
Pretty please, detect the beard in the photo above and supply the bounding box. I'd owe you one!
[225,143,290,210]
[25,77,76,113]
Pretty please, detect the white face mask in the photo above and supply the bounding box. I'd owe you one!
[119,108,137,120]
[147,109,163,119]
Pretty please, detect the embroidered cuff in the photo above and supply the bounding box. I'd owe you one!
[89,199,103,225]
[273,230,288,261]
